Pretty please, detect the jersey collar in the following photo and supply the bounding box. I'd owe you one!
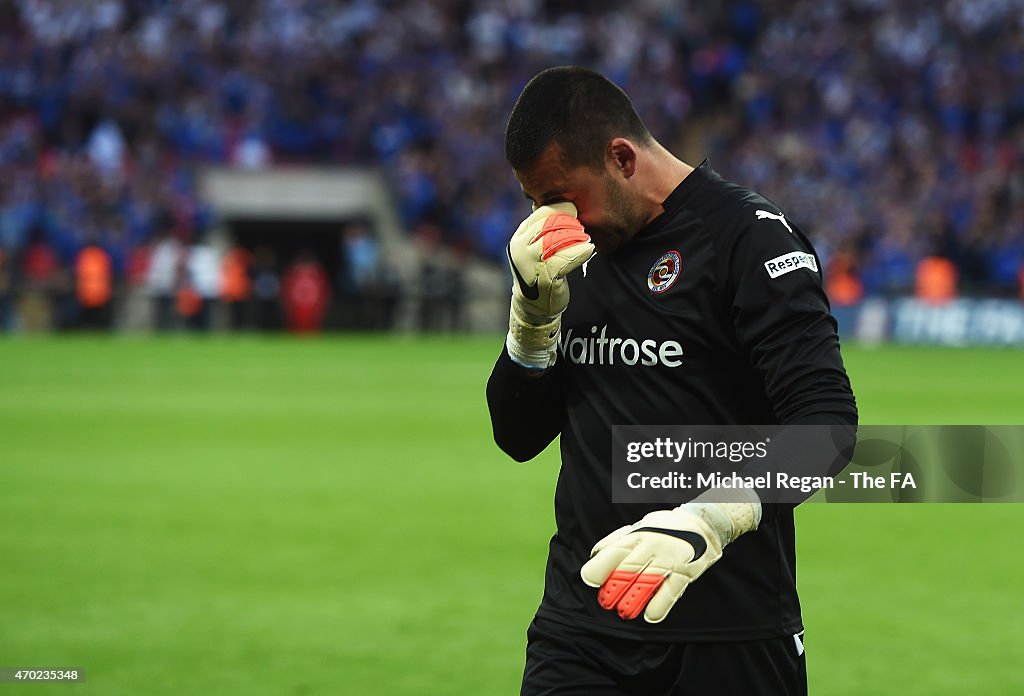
[632,159,715,241]
[661,158,716,212]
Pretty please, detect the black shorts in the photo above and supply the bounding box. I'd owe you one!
[522,616,807,696]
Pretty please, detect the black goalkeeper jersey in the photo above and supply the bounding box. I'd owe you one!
[487,161,857,641]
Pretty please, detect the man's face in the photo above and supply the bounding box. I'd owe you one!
[514,145,645,255]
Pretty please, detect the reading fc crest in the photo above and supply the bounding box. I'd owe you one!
[648,251,682,294]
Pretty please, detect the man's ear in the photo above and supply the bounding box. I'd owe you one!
[606,138,638,179]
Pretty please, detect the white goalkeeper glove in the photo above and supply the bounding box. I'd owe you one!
[505,202,594,369]
[580,487,762,623]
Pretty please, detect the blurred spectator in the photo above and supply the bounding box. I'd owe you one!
[73,243,114,329]
[251,246,282,331]
[824,246,864,308]
[173,254,203,331]
[183,235,221,331]
[337,222,380,329]
[281,250,330,334]
[221,245,254,330]
[915,256,958,305]
[146,227,183,331]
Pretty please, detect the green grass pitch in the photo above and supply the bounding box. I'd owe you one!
[1,336,1022,695]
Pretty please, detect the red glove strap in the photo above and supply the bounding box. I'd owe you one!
[536,214,590,261]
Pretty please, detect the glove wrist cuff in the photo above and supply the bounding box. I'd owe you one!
[679,487,762,546]
[507,302,561,370]
[506,330,557,370]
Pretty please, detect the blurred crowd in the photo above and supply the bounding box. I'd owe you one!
[1,0,1023,332]
[711,0,1024,300]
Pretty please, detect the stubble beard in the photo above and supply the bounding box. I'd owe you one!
[594,174,646,255]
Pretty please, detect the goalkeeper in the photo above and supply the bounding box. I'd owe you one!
[487,67,857,695]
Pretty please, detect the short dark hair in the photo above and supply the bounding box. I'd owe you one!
[505,66,653,172]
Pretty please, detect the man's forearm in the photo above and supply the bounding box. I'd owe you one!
[486,347,564,462]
